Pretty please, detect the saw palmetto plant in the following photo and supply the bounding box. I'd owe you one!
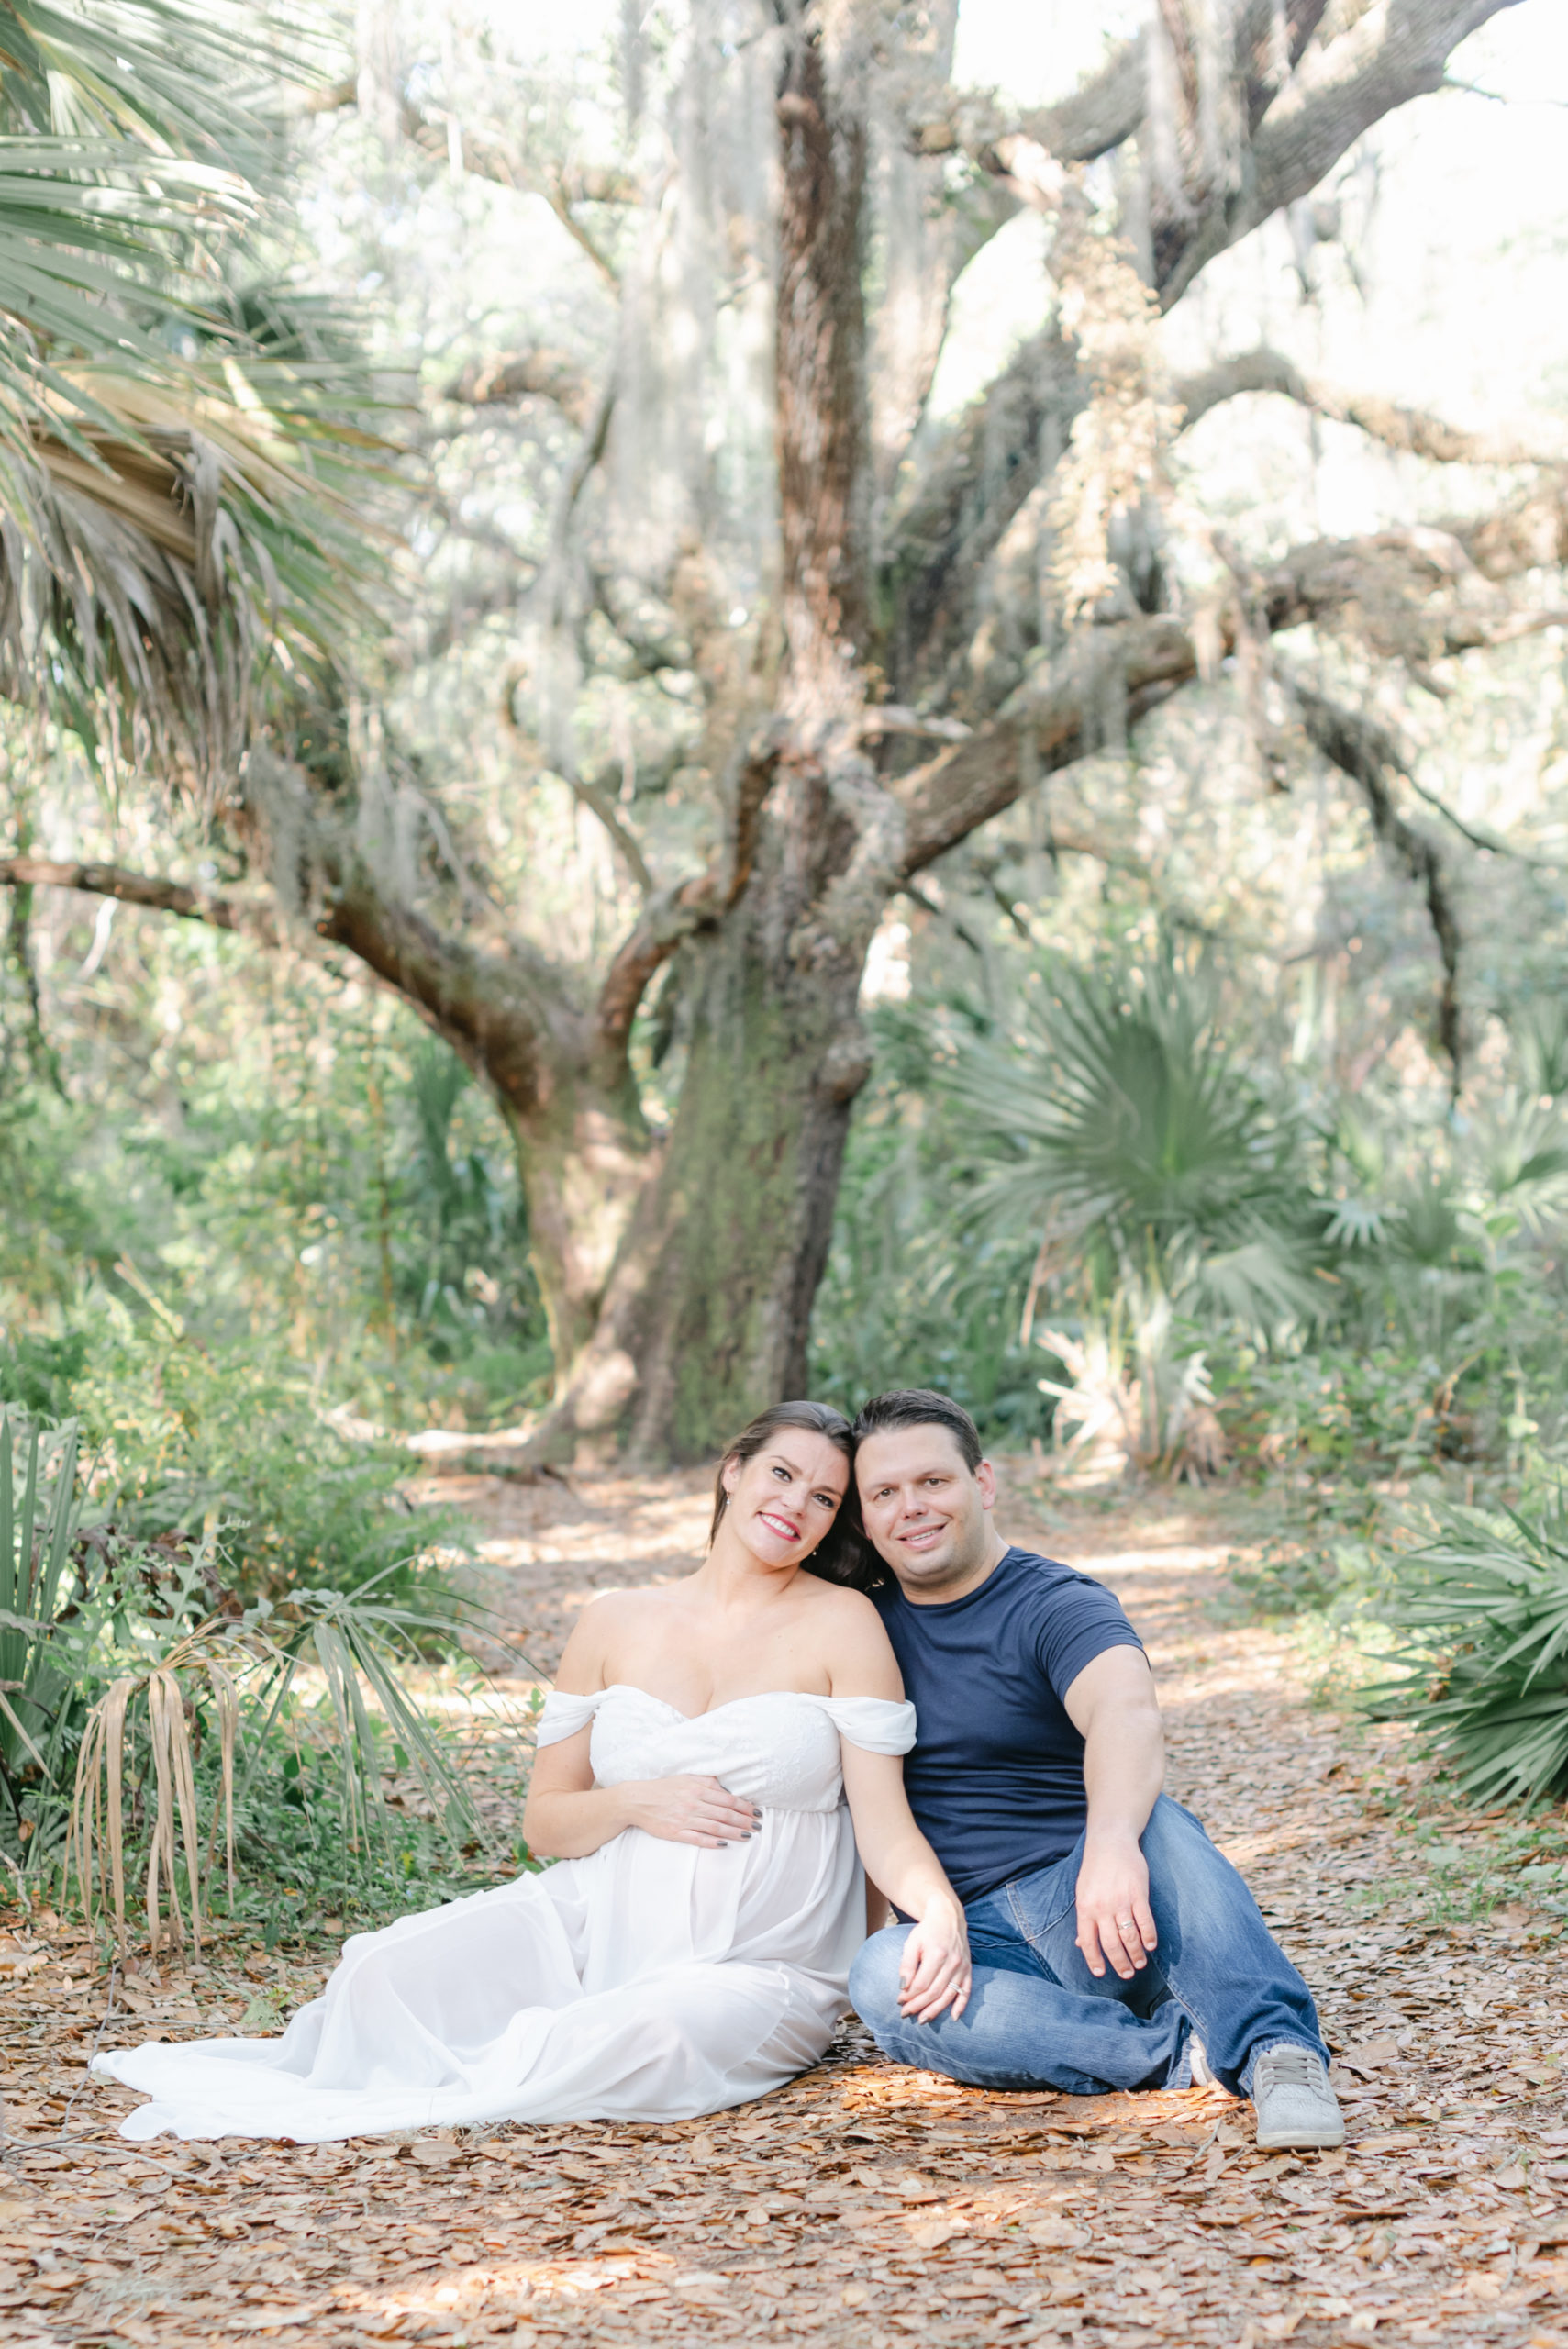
[0,1407,486,1956]
[69,1566,488,1960]
[940,942,1323,1338]
[0,1410,83,1807]
[931,942,1324,1479]
[1366,1503,1568,1809]
[0,0,378,785]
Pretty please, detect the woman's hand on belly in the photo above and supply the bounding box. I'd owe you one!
[623,1776,762,1848]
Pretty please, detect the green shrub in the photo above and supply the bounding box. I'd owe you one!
[3,1306,464,1608]
[937,940,1324,1337]
[0,1408,502,1941]
[1365,1500,1568,1807]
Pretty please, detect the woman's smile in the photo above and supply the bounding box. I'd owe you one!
[757,1508,801,1542]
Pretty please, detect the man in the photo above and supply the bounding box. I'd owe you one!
[847,1387,1343,2151]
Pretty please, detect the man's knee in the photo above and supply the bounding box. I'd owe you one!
[849,1927,910,2033]
[1140,1792,1214,1877]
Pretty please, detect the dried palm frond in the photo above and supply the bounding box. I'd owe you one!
[1037,1289,1229,1486]
[70,1569,487,1959]
[71,1633,239,1960]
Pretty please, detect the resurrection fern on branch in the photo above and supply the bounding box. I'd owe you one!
[1366,1503,1568,1808]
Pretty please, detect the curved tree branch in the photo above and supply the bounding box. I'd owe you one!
[915,1,1329,168]
[595,737,783,1049]
[923,0,1509,306]
[568,774,655,895]
[0,857,281,941]
[1229,1,1525,295]
[895,616,1203,873]
[0,844,568,1119]
[880,322,1084,699]
[886,5,1518,707]
[893,484,1568,876]
[596,871,724,1051]
[1175,345,1566,466]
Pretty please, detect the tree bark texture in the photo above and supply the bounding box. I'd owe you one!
[617,902,870,1459]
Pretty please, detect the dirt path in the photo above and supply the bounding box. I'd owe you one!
[5,1466,1568,2349]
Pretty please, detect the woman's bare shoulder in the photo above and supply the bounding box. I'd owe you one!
[801,1578,885,1623]
[553,1581,693,1691]
[800,1579,896,1651]
[800,1581,903,1698]
[575,1581,694,1624]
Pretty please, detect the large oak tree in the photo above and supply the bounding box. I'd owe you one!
[8,0,1561,1462]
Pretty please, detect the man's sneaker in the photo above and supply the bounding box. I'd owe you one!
[1251,2045,1346,2150]
[1188,2038,1215,2088]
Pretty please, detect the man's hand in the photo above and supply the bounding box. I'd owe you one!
[1074,1829,1156,1981]
[1062,1647,1163,1978]
[896,1896,972,2023]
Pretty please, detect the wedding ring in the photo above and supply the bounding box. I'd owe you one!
[1116,1916,1135,1929]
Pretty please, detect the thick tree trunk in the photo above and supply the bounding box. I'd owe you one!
[619,896,870,1460]
[496,0,883,1466]
[498,1063,651,1379]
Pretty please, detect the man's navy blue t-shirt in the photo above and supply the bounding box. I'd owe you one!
[873,1545,1144,1905]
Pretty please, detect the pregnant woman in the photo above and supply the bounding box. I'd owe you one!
[95,1401,970,2140]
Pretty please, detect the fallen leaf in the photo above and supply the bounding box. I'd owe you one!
[907,2216,968,2249]
[1339,2036,1402,2069]
[228,2310,324,2333]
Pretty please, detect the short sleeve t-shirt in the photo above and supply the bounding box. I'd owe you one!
[873,1545,1145,1905]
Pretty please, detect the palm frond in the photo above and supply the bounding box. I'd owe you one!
[0,1,383,785]
[1365,1502,1568,1808]
[71,1574,488,1955]
[0,1410,83,1795]
[938,942,1319,1333]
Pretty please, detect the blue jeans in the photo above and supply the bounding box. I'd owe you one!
[850,1794,1327,2099]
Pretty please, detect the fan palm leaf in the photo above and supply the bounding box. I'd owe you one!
[0,1,380,785]
[1366,1504,1568,1807]
[940,944,1321,1330]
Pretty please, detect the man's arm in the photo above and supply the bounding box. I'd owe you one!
[1062,1645,1165,1981]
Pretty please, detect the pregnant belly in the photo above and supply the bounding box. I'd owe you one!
[568,1807,863,1994]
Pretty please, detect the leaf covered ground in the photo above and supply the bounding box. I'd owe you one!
[5,1468,1568,2349]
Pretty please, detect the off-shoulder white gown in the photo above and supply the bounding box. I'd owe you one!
[94,1685,916,2142]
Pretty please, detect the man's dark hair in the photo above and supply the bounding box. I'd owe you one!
[851,1387,984,1472]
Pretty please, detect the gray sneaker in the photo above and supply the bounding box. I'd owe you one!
[1251,2045,1345,2150]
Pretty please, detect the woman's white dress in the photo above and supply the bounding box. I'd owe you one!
[93,1685,916,2142]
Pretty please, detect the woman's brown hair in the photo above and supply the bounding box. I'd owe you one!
[707,1399,868,1586]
